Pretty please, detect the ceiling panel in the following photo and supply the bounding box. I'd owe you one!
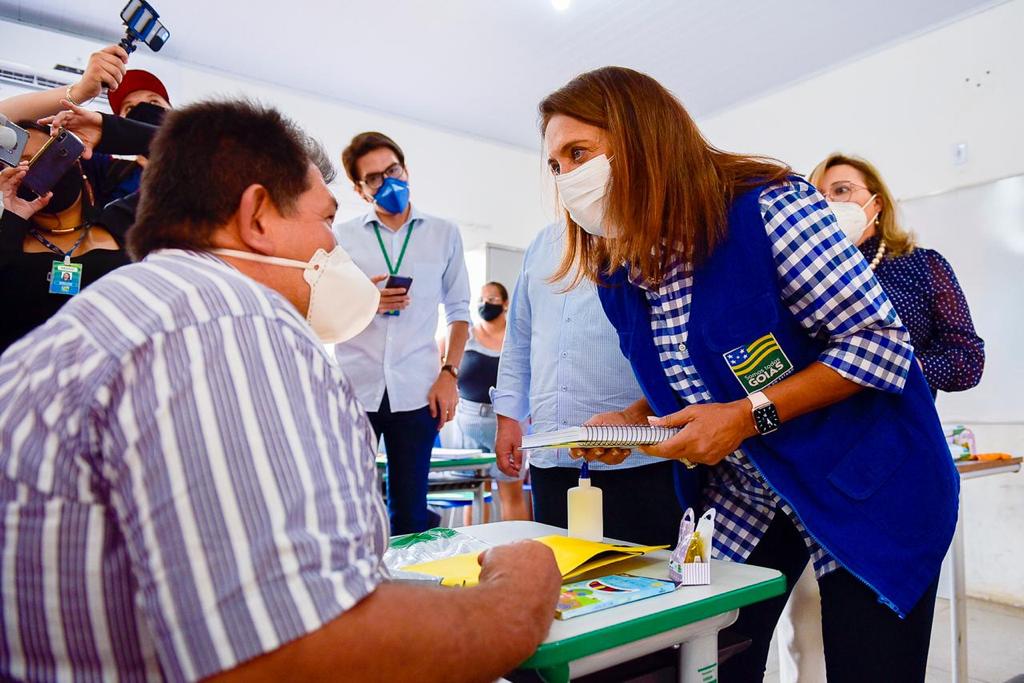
[0,0,1004,148]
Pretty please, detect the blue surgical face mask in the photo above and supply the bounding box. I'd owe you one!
[373,177,410,215]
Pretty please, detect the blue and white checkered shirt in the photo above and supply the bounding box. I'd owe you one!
[0,250,389,682]
[638,179,913,577]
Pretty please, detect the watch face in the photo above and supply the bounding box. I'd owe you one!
[755,404,780,434]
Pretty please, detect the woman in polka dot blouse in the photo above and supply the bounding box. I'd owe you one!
[775,152,986,683]
[809,153,985,394]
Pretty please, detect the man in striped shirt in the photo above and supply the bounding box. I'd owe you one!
[0,100,560,682]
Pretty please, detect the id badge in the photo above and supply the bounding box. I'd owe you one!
[49,260,83,296]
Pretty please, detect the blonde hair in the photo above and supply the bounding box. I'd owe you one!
[808,153,916,257]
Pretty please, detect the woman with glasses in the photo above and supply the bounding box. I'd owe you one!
[775,153,985,683]
[440,281,532,522]
[541,66,958,681]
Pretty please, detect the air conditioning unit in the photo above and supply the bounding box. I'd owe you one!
[0,59,111,108]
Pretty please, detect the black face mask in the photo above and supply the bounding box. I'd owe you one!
[17,165,83,215]
[126,102,169,126]
[478,302,504,322]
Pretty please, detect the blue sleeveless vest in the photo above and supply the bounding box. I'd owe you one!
[598,183,958,616]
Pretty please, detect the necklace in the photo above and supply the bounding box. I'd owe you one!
[868,239,886,271]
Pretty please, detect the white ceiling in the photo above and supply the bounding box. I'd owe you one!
[0,0,1005,149]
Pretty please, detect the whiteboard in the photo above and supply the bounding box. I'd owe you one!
[899,174,1024,424]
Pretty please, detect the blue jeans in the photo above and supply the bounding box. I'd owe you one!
[368,392,441,535]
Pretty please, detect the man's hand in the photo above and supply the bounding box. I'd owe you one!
[371,274,410,314]
[428,371,458,429]
[38,100,102,159]
[495,415,524,476]
[478,540,561,641]
[569,410,636,465]
[0,164,52,220]
[641,400,756,466]
[71,45,129,104]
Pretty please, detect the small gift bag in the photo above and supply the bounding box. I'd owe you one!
[669,508,715,585]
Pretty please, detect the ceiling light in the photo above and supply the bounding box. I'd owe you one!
[552,0,571,11]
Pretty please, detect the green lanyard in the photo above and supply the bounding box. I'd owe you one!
[373,223,414,275]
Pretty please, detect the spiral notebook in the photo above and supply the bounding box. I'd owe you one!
[520,425,680,450]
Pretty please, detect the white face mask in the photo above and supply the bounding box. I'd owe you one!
[828,193,878,245]
[554,154,615,237]
[213,245,380,344]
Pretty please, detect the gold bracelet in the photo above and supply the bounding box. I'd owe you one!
[64,84,80,107]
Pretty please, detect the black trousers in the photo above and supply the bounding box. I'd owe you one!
[367,391,441,535]
[719,510,939,683]
[529,461,683,547]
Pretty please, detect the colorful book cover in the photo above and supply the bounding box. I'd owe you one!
[555,574,677,620]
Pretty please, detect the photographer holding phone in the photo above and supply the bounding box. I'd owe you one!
[0,123,127,353]
[334,131,471,535]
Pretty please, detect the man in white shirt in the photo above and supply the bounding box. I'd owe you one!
[334,132,471,534]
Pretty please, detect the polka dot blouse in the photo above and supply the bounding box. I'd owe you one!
[858,236,985,393]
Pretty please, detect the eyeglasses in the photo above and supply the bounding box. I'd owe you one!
[822,181,872,203]
[360,163,405,191]
[479,296,504,305]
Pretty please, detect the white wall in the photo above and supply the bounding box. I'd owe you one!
[0,18,552,251]
[699,0,1024,606]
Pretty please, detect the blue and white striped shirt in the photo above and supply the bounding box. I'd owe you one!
[638,180,913,577]
[0,249,389,682]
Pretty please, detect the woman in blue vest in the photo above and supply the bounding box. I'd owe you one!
[539,66,958,682]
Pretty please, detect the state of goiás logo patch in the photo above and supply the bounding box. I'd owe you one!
[723,333,794,394]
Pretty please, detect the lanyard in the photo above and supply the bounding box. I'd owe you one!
[373,223,414,276]
[29,225,92,264]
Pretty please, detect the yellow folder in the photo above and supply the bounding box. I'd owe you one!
[401,535,668,587]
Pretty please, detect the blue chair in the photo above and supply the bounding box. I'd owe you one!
[427,490,494,528]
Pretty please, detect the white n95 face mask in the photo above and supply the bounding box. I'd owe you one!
[213,246,380,344]
[828,193,878,245]
[554,154,615,237]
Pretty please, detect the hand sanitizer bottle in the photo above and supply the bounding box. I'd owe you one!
[567,462,604,541]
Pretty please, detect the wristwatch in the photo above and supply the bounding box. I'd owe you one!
[747,391,780,435]
[441,364,459,380]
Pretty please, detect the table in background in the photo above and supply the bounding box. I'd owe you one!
[460,521,784,683]
[375,448,495,524]
[947,456,1022,683]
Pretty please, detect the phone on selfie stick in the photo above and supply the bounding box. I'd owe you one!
[119,0,171,54]
[383,275,413,316]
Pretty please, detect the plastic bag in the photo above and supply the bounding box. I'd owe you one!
[383,528,491,583]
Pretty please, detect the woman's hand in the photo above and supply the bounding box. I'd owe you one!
[0,163,52,220]
[70,45,129,103]
[569,410,635,465]
[38,100,103,160]
[641,401,757,466]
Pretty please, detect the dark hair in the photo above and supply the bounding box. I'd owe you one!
[129,99,335,260]
[341,131,405,184]
[484,281,509,302]
[540,66,791,287]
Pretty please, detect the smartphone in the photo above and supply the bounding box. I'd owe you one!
[384,275,413,292]
[21,129,85,198]
[382,275,412,316]
[121,0,171,52]
[0,119,29,168]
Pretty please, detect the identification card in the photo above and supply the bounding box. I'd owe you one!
[723,333,794,394]
[49,260,83,296]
